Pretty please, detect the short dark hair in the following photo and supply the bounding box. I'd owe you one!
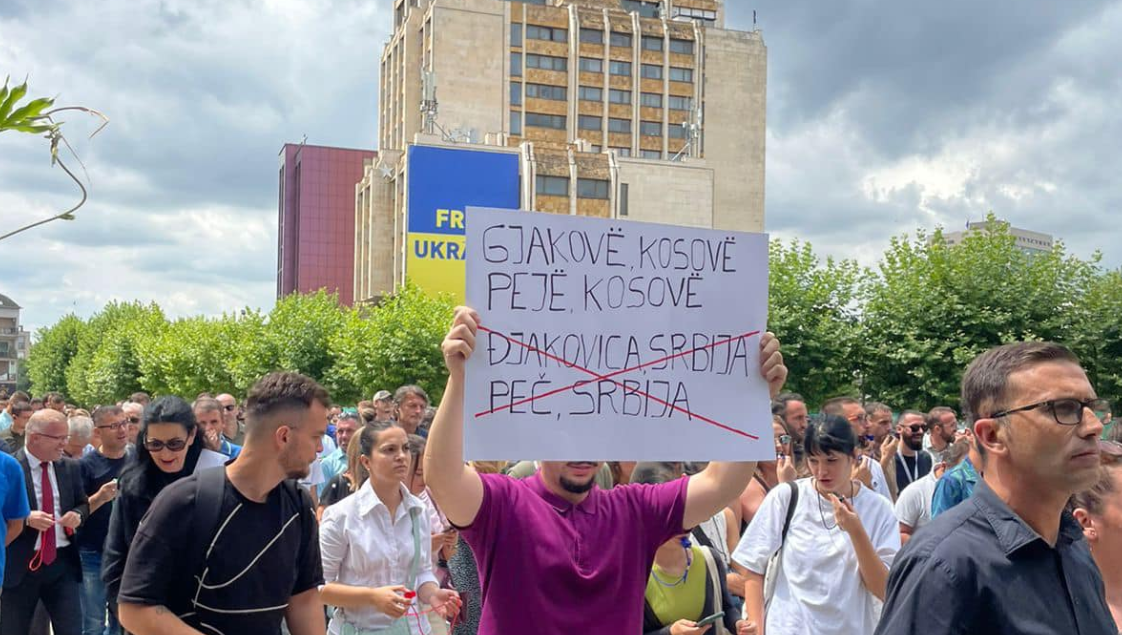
[9,391,29,404]
[926,406,957,430]
[895,409,925,426]
[91,405,123,425]
[629,462,682,486]
[11,401,33,416]
[394,385,429,407]
[192,397,223,414]
[804,414,858,457]
[243,372,331,436]
[43,391,65,405]
[772,392,805,417]
[821,396,860,417]
[865,402,892,417]
[961,342,1081,425]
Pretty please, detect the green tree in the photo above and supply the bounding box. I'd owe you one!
[27,314,85,394]
[1068,268,1122,405]
[136,315,238,398]
[862,216,1097,410]
[264,290,347,384]
[327,282,454,405]
[65,301,165,405]
[767,240,866,406]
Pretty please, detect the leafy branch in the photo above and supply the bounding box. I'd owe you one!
[0,76,109,242]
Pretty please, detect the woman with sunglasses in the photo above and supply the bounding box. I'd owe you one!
[733,415,899,635]
[101,396,226,613]
[1069,440,1122,629]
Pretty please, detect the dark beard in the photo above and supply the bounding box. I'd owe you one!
[904,435,924,452]
[559,475,596,494]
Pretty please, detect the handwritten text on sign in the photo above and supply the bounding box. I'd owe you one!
[464,207,771,461]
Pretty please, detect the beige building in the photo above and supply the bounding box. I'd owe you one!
[0,294,30,396]
[355,0,766,303]
[944,220,1055,255]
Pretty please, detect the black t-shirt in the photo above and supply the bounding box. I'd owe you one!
[78,449,130,551]
[117,472,323,633]
[895,451,933,491]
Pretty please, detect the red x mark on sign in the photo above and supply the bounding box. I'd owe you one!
[473,326,762,440]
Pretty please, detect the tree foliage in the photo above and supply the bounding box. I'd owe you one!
[25,314,84,394]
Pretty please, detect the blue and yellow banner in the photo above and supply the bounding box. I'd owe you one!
[406,145,520,301]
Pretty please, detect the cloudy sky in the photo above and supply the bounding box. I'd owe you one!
[2,0,1119,332]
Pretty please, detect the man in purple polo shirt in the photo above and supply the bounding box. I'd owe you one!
[426,306,786,635]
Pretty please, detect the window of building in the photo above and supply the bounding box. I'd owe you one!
[621,0,660,18]
[612,146,632,157]
[527,25,567,43]
[527,54,568,71]
[642,36,663,52]
[610,31,633,48]
[641,149,662,159]
[510,0,547,4]
[608,118,632,133]
[620,182,630,215]
[511,52,523,76]
[672,7,717,22]
[577,178,610,199]
[578,86,603,101]
[669,122,688,138]
[579,57,604,73]
[536,175,570,196]
[641,92,663,108]
[511,23,523,47]
[578,115,602,130]
[641,64,663,80]
[511,111,523,135]
[640,120,662,136]
[511,82,522,106]
[591,144,602,153]
[526,83,567,101]
[609,89,632,104]
[669,38,694,55]
[526,112,566,129]
[668,95,691,111]
[610,61,632,76]
[580,28,603,44]
[669,67,694,82]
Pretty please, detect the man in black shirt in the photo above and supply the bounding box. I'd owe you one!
[78,405,130,635]
[876,342,1117,635]
[893,410,933,493]
[117,372,330,635]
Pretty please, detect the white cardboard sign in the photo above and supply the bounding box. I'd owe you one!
[463,207,772,461]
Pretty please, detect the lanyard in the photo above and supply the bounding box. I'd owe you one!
[896,452,921,486]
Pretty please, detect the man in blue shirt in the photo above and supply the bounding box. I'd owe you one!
[877,341,1117,635]
[0,448,31,595]
[929,442,980,517]
[318,411,359,496]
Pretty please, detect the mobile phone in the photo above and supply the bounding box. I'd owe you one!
[695,611,725,628]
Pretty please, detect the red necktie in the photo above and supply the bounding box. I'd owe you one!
[40,462,56,567]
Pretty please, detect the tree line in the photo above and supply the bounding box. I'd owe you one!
[26,217,1122,410]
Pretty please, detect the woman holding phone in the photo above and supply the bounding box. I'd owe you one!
[732,415,899,635]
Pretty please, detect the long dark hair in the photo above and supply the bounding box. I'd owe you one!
[119,395,206,503]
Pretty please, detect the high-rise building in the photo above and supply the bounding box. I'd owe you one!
[278,144,377,305]
[0,294,30,396]
[943,220,1055,255]
[355,0,766,304]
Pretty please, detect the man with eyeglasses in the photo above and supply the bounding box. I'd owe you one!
[876,341,1117,635]
[77,406,130,635]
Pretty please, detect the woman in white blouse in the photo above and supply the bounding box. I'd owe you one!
[320,422,462,635]
[732,415,900,635]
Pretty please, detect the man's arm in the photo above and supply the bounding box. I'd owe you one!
[4,518,22,546]
[424,307,485,528]
[683,332,785,529]
[118,604,204,635]
[284,587,327,635]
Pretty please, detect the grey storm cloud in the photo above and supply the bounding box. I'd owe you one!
[1,0,1120,332]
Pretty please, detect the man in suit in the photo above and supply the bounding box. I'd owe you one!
[1,409,88,635]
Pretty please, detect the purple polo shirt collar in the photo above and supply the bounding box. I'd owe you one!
[526,470,601,515]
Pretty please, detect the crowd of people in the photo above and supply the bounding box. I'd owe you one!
[0,305,1117,635]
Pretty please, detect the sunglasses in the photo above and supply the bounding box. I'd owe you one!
[127,416,141,425]
[223,405,237,412]
[778,434,792,446]
[902,424,927,433]
[144,437,189,452]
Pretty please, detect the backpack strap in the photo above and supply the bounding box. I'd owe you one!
[189,466,228,589]
[779,481,798,547]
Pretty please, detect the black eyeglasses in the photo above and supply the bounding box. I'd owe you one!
[990,398,1112,426]
[96,422,125,431]
[222,405,237,412]
[144,437,189,452]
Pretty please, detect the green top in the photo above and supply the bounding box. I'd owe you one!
[644,545,707,627]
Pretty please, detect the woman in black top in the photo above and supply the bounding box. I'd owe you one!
[102,396,225,607]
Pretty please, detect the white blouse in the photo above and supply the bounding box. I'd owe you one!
[320,481,438,634]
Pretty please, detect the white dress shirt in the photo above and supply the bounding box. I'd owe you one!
[26,449,69,550]
[320,480,438,634]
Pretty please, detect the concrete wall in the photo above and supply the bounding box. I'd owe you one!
[431,0,507,140]
[616,157,714,228]
[702,28,766,232]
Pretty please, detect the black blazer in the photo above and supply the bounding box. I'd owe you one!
[3,450,89,588]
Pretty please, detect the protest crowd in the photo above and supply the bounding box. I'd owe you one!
[0,304,1118,635]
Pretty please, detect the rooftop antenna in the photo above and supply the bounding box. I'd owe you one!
[421,70,438,135]
[671,107,703,162]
